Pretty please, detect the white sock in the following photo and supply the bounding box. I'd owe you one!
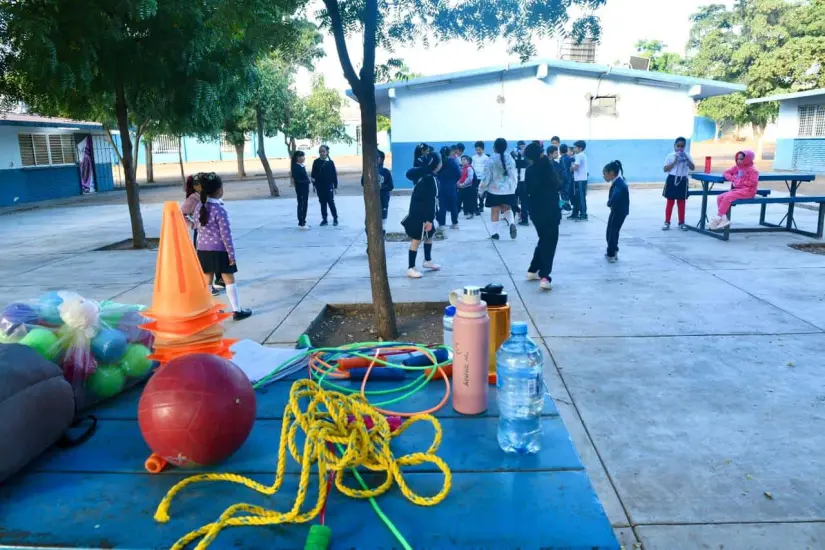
[502,210,514,225]
[226,283,241,312]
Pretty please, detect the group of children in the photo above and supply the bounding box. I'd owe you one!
[291,145,340,229]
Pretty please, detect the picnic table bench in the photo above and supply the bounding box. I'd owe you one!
[686,172,823,241]
[0,376,620,549]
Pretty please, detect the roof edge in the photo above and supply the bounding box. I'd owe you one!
[746,88,825,104]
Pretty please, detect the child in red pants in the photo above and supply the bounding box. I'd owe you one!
[662,137,695,230]
[710,150,759,230]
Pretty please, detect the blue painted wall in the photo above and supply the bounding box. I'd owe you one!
[692,116,717,142]
[0,166,81,206]
[774,138,795,170]
[390,139,681,189]
[94,163,115,192]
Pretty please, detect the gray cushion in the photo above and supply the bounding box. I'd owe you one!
[0,344,75,483]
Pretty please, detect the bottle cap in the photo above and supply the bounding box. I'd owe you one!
[444,306,456,317]
[461,285,481,304]
[481,283,508,307]
[511,322,528,335]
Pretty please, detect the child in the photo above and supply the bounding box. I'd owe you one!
[182,173,224,294]
[292,151,311,229]
[511,140,530,226]
[402,149,441,278]
[472,141,489,215]
[547,145,566,208]
[436,146,460,229]
[605,160,629,263]
[550,136,560,148]
[310,145,339,226]
[524,143,562,291]
[378,150,394,231]
[710,150,759,230]
[662,136,695,230]
[458,155,476,219]
[571,140,589,221]
[558,144,574,212]
[481,137,518,240]
[194,172,252,320]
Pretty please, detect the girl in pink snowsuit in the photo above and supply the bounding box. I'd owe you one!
[710,150,759,230]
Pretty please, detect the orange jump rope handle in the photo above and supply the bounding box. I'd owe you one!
[427,363,453,380]
[145,453,168,474]
[335,352,406,371]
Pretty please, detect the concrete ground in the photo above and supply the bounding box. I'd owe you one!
[2,188,825,550]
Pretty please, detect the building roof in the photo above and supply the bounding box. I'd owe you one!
[0,112,104,130]
[746,88,825,104]
[347,58,746,114]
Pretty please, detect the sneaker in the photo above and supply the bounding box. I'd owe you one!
[606,256,618,263]
[577,215,589,222]
[211,287,220,296]
[407,267,423,279]
[716,217,731,230]
[320,220,329,227]
[509,223,518,239]
[233,309,252,321]
[708,217,721,230]
[662,222,671,231]
[526,271,540,281]
[518,220,529,227]
[567,214,580,220]
[214,278,226,288]
[491,233,500,240]
[422,260,441,271]
[539,278,552,291]
[333,219,339,226]
[562,202,573,212]
[299,224,311,230]
[679,223,689,231]
[465,214,473,220]
[450,224,459,230]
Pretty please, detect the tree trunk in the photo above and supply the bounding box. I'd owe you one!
[145,140,154,183]
[235,141,246,177]
[752,122,766,160]
[177,136,186,184]
[256,104,279,197]
[115,83,146,249]
[714,123,720,142]
[285,136,295,186]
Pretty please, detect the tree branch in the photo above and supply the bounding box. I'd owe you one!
[323,0,362,96]
[361,0,377,83]
[104,126,124,165]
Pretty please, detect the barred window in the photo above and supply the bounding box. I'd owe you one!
[151,135,180,154]
[798,105,825,137]
[18,133,76,167]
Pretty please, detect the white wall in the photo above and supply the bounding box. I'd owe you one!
[389,71,695,143]
[0,125,82,170]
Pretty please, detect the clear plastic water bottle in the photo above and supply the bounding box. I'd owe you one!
[496,322,544,454]
[443,305,456,348]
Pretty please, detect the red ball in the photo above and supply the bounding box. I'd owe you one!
[138,354,256,468]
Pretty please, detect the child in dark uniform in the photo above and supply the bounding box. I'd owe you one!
[292,151,311,229]
[310,144,339,226]
[403,147,441,278]
[605,160,629,263]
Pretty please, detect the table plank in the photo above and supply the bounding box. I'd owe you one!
[0,471,619,549]
[692,172,816,184]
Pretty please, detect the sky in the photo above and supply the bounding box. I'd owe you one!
[295,0,735,98]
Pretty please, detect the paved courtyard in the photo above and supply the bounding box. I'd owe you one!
[2,188,825,549]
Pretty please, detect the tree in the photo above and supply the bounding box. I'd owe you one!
[0,0,303,246]
[634,39,683,73]
[317,0,604,339]
[224,110,256,178]
[687,0,825,145]
[279,76,352,157]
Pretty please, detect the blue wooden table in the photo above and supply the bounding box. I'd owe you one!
[0,376,619,549]
[687,172,818,240]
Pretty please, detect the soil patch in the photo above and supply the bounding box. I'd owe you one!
[307,302,447,347]
[385,231,446,242]
[94,238,160,251]
[789,243,825,256]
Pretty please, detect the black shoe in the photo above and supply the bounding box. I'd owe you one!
[211,287,220,297]
[518,220,529,227]
[568,214,580,220]
[577,215,589,222]
[491,233,500,240]
[562,202,572,212]
[509,223,518,239]
[214,278,226,288]
[333,219,339,226]
[320,220,328,226]
[233,309,252,321]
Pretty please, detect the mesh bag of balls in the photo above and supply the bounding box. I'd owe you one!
[0,291,155,410]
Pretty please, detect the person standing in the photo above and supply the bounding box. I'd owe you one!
[524,143,562,291]
[481,138,518,240]
[436,146,460,229]
[558,144,574,212]
[292,151,311,230]
[472,141,489,215]
[570,140,589,221]
[511,140,530,226]
[458,155,476,219]
[662,136,695,230]
[403,149,441,278]
[310,144,339,226]
[605,160,629,263]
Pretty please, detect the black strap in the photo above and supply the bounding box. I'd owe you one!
[56,415,98,448]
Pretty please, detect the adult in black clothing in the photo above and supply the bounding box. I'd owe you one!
[310,144,339,226]
[511,140,530,225]
[291,151,311,229]
[402,148,441,278]
[523,142,562,291]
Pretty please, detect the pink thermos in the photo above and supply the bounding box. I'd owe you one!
[449,286,489,415]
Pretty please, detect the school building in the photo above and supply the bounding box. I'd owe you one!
[747,88,825,173]
[361,59,745,187]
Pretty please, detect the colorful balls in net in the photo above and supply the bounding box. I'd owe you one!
[138,354,256,468]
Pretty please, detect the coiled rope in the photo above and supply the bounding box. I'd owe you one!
[153,378,451,549]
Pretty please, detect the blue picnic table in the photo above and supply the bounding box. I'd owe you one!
[0,376,620,549]
[686,172,821,241]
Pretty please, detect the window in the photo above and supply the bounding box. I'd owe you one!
[18,133,76,167]
[588,95,618,117]
[798,105,825,137]
[151,135,180,154]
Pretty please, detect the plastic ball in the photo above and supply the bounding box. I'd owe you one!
[20,327,60,361]
[90,328,128,364]
[38,291,65,326]
[119,344,153,378]
[1,302,38,336]
[116,311,147,342]
[138,354,256,468]
[85,365,126,398]
[62,346,97,383]
[137,330,154,349]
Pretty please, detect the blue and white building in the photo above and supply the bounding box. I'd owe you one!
[0,114,116,207]
[359,59,744,187]
[747,88,825,173]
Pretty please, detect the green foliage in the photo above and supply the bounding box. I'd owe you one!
[687,0,825,129]
[634,40,684,74]
[304,76,352,146]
